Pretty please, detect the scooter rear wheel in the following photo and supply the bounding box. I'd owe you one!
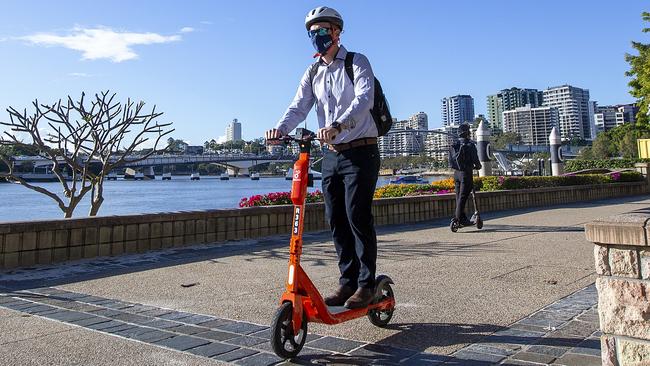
[270,302,307,359]
[450,219,459,233]
[368,280,395,327]
[476,217,483,229]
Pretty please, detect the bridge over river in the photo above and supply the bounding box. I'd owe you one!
[9,153,298,178]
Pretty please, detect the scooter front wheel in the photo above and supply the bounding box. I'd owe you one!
[270,302,307,359]
[368,278,395,327]
[476,216,483,230]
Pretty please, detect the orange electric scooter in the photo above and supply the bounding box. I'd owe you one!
[268,128,396,359]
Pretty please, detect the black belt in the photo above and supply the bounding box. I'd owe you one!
[326,137,377,153]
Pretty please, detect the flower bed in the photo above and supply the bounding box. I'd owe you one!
[239,190,323,207]
[239,172,644,206]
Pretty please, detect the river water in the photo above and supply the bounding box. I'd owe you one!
[0,175,449,223]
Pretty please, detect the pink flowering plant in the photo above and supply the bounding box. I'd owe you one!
[239,190,323,207]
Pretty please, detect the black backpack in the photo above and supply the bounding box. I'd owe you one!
[449,140,473,171]
[309,51,393,136]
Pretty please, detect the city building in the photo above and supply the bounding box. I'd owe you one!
[614,103,639,127]
[486,88,544,130]
[542,85,592,140]
[593,103,639,134]
[441,95,474,126]
[424,124,460,161]
[502,105,559,145]
[226,118,242,142]
[378,113,428,157]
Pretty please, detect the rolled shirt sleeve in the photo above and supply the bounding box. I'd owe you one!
[275,66,316,136]
[337,53,374,130]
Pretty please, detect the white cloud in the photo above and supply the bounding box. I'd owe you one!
[200,21,213,25]
[217,135,227,144]
[179,27,194,33]
[68,72,91,78]
[21,26,181,62]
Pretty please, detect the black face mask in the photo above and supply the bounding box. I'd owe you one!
[310,33,333,56]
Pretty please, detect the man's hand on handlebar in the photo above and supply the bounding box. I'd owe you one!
[265,128,283,145]
[317,127,338,144]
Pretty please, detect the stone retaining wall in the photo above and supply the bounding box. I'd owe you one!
[0,181,648,270]
[585,212,650,365]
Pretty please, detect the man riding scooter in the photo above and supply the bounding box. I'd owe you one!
[449,123,481,228]
[265,6,382,309]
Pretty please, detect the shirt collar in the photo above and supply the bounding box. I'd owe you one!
[318,45,347,65]
[335,45,347,61]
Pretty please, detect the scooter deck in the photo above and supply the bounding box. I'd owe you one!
[326,305,348,315]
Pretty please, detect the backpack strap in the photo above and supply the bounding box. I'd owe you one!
[308,61,320,98]
[344,51,355,84]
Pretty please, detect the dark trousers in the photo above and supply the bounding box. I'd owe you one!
[454,170,474,222]
[322,144,380,289]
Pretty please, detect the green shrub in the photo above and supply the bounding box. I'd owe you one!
[475,176,500,191]
[565,159,650,172]
[480,171,643,191]
[374,178,455,198]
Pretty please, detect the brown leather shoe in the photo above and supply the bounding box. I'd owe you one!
[344,287,375,309]
[324,285,356,306]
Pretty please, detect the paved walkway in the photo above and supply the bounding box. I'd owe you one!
[2,195,646,365]
[0,283,600,365]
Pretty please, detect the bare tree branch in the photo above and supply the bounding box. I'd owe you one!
[1,91,174,218]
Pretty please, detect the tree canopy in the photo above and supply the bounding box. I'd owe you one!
[625,11,650,126]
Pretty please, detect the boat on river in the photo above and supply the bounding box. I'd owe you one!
[389,175,427,184]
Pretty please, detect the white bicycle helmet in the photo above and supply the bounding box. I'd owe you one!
[305,6,344,30]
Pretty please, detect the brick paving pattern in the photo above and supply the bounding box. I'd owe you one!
[0,284,601,365]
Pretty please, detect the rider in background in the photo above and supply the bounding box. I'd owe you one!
[449,123,481,226]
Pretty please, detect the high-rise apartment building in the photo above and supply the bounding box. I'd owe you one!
[226,118,242,142]
[424,124,460,161]
[616,103,639,125]
[593,103,638,134]
[502,105,559,145]
[487,88,544,130]
[441,95,474,126]
[542,85,592,140]
[378,112,429,157]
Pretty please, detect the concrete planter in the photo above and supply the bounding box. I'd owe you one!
[0,181,648,270]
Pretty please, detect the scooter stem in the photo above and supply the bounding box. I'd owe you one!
[286,140,312,294]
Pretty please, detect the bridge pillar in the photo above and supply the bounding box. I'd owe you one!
[226,167,250,176]
[549,127,563,176]
[476,121,492,177]
[145,166,155,180]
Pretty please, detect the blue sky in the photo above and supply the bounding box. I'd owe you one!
[0,1,647,144]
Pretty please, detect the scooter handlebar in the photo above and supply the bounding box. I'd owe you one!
[265,128,317,145]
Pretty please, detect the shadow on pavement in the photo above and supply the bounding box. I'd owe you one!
[378,322,505,350]
[465,224,583,233]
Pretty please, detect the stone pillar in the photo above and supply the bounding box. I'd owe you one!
[549,127,563,176]
[476,121,492,177]
[585,214,650,365]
